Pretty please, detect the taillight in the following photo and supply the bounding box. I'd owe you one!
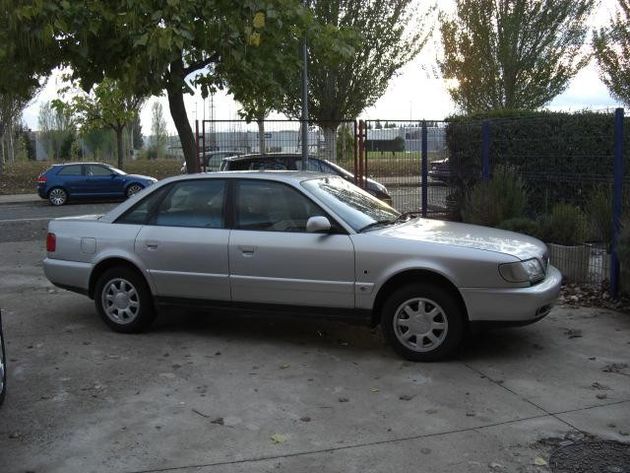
[46,233,56,252]
[36,176,47,183]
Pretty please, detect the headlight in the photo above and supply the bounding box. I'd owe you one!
[499,258,545,284]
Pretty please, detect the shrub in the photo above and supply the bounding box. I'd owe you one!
[461,165,528,227]
[585,184,613,244]
[542,203,587,246]
[497,217,543,239]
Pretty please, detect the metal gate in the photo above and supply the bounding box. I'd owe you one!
[357,120,451,216]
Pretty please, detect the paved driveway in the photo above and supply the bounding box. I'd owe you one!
[0,204,628,473]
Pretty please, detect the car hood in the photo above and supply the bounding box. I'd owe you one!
[375,218,546,260]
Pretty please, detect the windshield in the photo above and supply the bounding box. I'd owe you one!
[302,176,399,232]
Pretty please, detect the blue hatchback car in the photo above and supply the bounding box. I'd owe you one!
[37,162,157,206]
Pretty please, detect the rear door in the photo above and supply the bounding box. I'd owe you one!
[228,179,356,308]
[55,164,84,194]
[133,179,231,301]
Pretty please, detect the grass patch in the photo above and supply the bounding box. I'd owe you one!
[0,159,182,195]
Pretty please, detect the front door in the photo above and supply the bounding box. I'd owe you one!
[133,179,230,301]
[229,179,355,308]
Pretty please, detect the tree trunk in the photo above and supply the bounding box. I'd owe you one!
[167,59,198,173]
[323,126,338,162]
[257,119,265,153]
[115,126,124,170]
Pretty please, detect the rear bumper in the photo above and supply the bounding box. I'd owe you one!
[43,258,92,295]
[460,265,562,323]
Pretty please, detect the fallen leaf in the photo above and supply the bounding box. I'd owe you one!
[271,433,287,444]
[534,456,548,466]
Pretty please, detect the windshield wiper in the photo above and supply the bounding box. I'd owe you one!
[358,219,396,233]
[393,211,422,223]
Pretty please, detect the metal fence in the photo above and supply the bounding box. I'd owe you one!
[194,119,356,169]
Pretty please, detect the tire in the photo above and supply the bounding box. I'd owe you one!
[48,187,68,206]
[381,283,465,361]
[94,267,156,333]
[126,183,144,198]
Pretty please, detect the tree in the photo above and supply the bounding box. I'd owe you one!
[284,0,432,161]
[6,1,320,173]
[440,0,595,113]
[63,78,146,169]
[38,101,76,161]
[151,102,168,159]
[593,0,630,107]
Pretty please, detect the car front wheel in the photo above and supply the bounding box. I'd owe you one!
[48,187,68,206]
[381,283,465,361]
[94,267,156,333]
[126,184,143,198]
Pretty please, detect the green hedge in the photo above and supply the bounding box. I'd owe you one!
[445,110,630,216]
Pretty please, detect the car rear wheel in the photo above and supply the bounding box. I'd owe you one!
[381,283,465,361]
[48,187,68,206]
[94,267,156,333]
[126,184,143,198]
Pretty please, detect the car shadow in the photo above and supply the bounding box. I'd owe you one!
[152,307,393,358]
[458,325,545,363]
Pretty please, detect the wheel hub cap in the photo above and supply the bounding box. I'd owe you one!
[393,297,449,353]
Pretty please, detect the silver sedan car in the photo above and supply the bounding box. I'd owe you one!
[43,172,561,361]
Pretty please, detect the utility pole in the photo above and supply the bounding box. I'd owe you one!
[301,0,309,166]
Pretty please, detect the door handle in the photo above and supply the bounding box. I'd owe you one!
[146,241,159,250]
[239,245,256,255]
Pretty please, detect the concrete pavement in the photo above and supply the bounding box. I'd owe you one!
[0,239,628,473]
[0,193,40,204]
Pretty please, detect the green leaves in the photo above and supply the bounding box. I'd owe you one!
[440,0,596,113]
[593,0,630,107]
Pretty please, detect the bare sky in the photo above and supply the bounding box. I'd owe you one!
[22,0,622,134]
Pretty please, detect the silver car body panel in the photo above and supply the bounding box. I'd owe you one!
[135,225,230,301]
[44,171,561,323]
[229,230,355,307]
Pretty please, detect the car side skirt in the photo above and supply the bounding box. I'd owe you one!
[155,296,372,324]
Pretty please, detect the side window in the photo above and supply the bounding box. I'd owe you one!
[86,165,113,176]
[152,180,226,228]
[229,159,253,171]
[296,159,321,172]
[249,158,289,170]
[116,186,170,225]
[235,180,325,232]
[58,165,82,176]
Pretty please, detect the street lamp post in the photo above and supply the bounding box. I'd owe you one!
[301,1,309,166]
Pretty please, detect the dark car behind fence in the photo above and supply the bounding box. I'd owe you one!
[195,111,628,296]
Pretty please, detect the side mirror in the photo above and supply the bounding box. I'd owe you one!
[306,216,332,233]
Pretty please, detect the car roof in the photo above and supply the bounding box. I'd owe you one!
[222,153,318,162]
[163,170,332,184]
[51,162,112,167]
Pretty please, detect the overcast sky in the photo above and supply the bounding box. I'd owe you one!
[22,0,622,134]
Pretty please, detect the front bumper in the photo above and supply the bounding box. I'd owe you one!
[460,265,562,322]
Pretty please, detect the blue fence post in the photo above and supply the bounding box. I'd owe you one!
[610,108,625,298]
[481,120,491,180]
[421,120,428,217]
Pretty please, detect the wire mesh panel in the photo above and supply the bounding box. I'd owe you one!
[196,119,356,169]
[362,120,451,215]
